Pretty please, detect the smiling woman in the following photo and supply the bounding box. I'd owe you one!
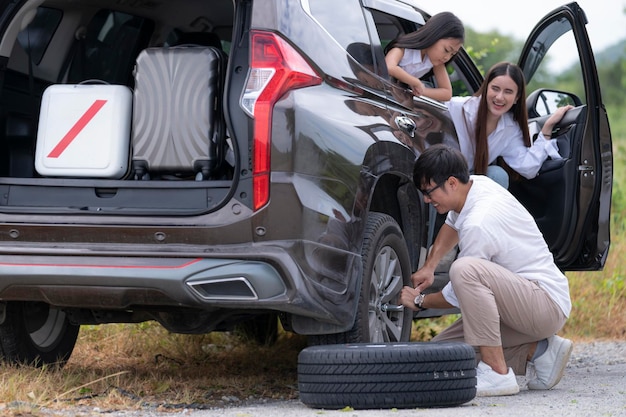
[444,62,571,189]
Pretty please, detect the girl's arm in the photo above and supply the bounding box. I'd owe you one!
[422,64,453,101]
[385,47,425,95]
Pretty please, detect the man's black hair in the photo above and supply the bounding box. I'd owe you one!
[413,144,470,189]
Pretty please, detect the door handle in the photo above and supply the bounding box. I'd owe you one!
[395,114,416,138]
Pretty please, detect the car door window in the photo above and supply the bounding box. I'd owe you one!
[17,7,62,65]
[65,9,154,85]
[308,0,374,69]
[524,22,585,106]
[367,9,473,99]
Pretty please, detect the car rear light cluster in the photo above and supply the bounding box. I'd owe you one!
[240,30,322,211]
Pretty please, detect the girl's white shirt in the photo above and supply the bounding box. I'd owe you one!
[398,48,433,79]
[446,96,562,179]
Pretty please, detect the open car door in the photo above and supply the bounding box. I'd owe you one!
[510,2,612,271]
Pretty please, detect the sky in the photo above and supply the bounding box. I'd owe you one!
[428,0,626,70]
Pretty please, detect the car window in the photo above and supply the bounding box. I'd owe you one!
[65,9,154,85]
[525,26,586,106]
[368,9,473,98]
[369,9,401,51]
[448,61,474,98]
[309,0,370,48]
[17,7,62,65]
[308,0,375,71]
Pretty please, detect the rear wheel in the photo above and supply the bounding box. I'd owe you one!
[0,302,79,367]
[311,212,412,344]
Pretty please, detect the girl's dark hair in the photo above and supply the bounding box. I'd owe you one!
[413,144,470,189]
[473,62,531,175]
[384,12,464,55]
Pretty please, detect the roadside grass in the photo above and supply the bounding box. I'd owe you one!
[0,324,308,415]
[2,107,625,417]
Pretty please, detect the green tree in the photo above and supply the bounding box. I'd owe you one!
[596,60,624,107]
[459,19,625,108]
[463,27,523,73]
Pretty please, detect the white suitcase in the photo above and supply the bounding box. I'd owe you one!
[35,84,132,178]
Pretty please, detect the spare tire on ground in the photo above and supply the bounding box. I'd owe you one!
[298,341,477,409]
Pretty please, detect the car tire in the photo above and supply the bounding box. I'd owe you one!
[0,302,80,367]
[310,212,412,345]
[298,341,477,409]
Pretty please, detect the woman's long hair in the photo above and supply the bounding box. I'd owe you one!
[473,62,530,175]
[384,12,464,55]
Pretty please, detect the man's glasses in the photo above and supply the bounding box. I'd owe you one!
[421,182,444,198]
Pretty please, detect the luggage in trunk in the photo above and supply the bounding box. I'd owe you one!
[34,83,133,179]
[131,46,225,180]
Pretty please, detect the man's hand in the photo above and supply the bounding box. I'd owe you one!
[400,286,421,311]
[400,266,435,311]
[401,287,453,311]
[411,266,435,293]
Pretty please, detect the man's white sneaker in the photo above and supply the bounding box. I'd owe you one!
[476,361,519,397]
[527,335,573,390]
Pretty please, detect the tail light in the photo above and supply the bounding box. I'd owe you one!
[240,30,322,211]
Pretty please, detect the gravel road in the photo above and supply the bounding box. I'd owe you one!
[39,340,626,417]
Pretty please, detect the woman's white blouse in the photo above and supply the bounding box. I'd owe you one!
[445,96,562,179]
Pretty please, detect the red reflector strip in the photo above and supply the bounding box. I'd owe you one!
[253,173,270,210]
[0,258,202,269]
[47,99,108,158]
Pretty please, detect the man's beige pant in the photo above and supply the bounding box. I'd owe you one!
[432,257,567,375]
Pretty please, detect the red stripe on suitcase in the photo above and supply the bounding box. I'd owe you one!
[47,99,108,158]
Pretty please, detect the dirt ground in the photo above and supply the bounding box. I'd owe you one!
[32,340,626,417]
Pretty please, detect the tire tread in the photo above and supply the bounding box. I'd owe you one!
[298,341,477,409]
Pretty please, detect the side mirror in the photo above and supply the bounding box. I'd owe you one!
[526,89,582,118]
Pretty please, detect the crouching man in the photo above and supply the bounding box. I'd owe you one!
[402,144,573,396]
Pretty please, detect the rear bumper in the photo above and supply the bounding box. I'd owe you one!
[0,255,287,305]
[0,241,359,332]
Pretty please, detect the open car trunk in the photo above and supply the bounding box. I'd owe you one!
[0,2,238,217]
